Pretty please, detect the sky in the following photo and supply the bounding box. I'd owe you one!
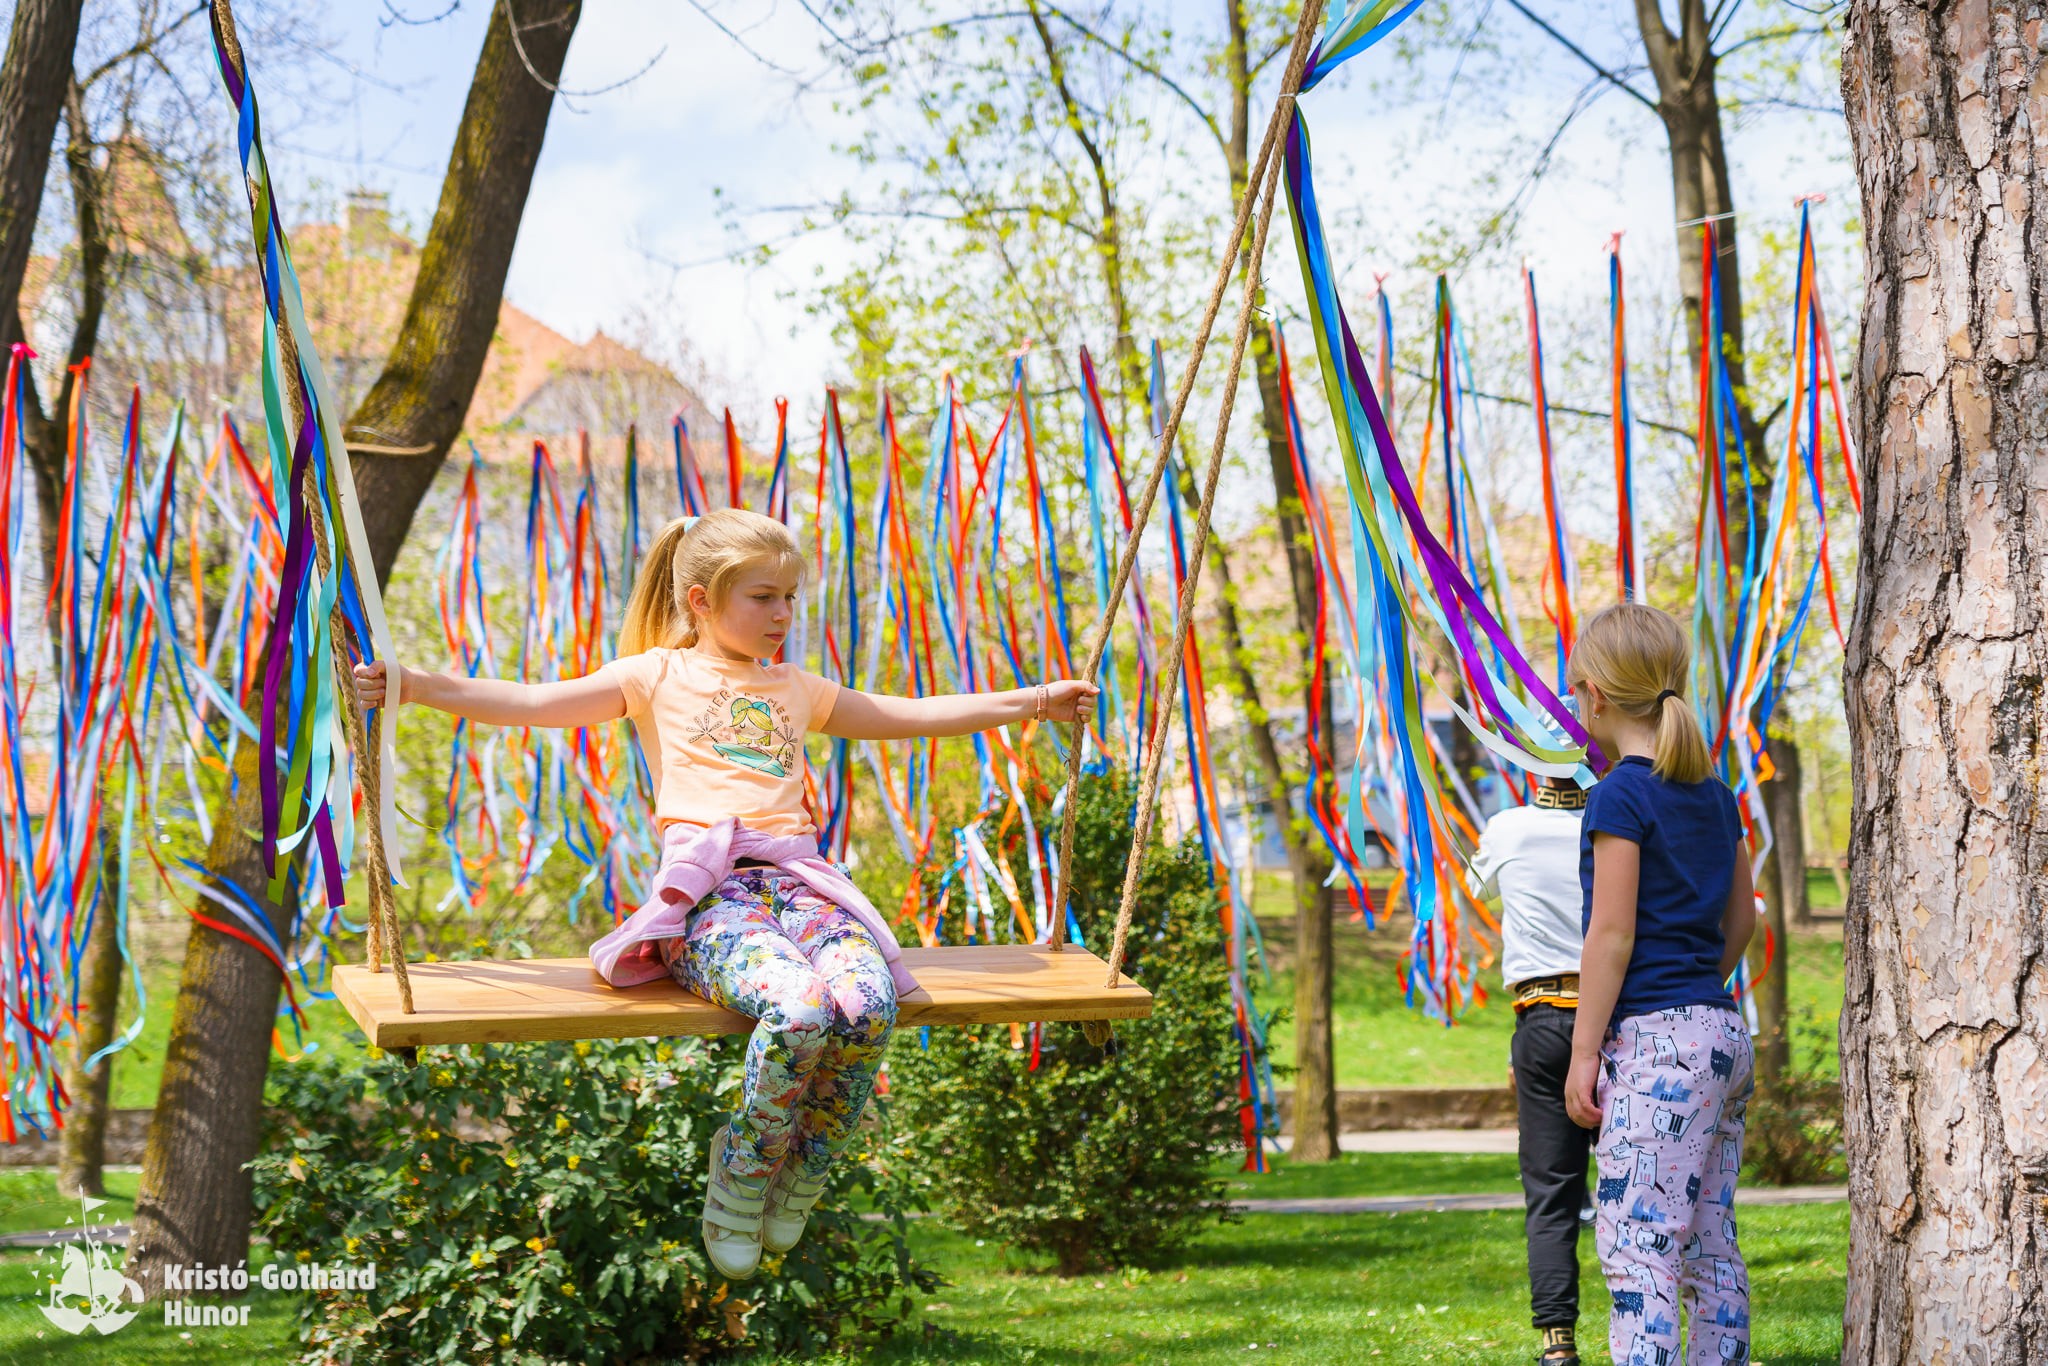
[250,0,1860,440]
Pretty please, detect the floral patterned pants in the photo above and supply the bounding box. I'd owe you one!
[660,867,897,1182]
[1595,1005,1755,1366]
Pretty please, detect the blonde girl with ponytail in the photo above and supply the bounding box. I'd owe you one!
[1559,601,1758,1366]
[353,507,1097,1282]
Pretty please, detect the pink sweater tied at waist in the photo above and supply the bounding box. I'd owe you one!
[588,817,918,997]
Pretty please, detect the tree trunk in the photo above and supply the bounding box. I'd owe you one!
[1839,3,2047,1356]
[9,74,125,1197]
[1754,794,1793,1088]
[1225,0,1339,1162]
[1765,734,1812,930]
[124,0,581,1297]
[1635,0,1813,1094]
[343,0,582,585]
[0,0,84,334]
[57,833,124,1198]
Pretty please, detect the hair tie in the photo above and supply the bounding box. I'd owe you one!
[1655,688,1680,706]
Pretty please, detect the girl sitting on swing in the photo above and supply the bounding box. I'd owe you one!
[354,507,1097,1280]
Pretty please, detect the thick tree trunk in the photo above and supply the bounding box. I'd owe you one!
[0,0,84,334]
[124,0,580,1297]
[1839,3,2047,1357]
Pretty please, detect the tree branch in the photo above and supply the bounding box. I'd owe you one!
[1500,0,1659,110]
[80,1,207,90]
[1037,2,1224,153]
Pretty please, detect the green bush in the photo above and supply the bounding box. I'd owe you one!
[252,1035,939,1363]
[886,768,1245,1275]
[1744,1009,1846,1186]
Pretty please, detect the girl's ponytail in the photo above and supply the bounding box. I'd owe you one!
[1652,687,1712,785]
[619,516,696,655]
[1566,601,1714,784]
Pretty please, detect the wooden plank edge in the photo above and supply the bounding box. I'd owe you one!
[351,996,1157,1049]
[333,970,1153,1049]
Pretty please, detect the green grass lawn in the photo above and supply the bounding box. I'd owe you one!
[851,1203,1847,1365]
[0,1168,140,1239]
[1217,1150,1521,1202]
[0,1167,1846,1366]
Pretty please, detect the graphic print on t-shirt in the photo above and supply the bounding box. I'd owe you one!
[689,687,800,778]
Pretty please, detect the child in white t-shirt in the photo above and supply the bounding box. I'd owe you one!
[1472,774,1589,1366]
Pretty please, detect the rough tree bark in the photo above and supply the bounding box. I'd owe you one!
[124,0,581,1296]
[0,0,85,335]
[1839,1,2046,1356]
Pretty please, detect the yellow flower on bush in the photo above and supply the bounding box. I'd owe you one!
[345,1238,360,1256]
[656,1044,672,1063]
[566,1154,581,1170]
[503,1153,519,1169]
[554,1114,570,1133]
[470,1250,486,1268]
[574,1041,591,1058]
[526,1237,545,1254]
[560,1281,576,1296]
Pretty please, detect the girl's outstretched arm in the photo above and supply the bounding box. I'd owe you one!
[820,679,1098,742]
[1566,831,1639,1129]
[352,660,627,730]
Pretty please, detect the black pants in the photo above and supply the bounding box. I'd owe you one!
[1512,1002,1592,1329]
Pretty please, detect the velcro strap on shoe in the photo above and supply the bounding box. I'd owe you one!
[703,1203,764,1235]
[778,1179,827,1213]
[710,1180,767,1215]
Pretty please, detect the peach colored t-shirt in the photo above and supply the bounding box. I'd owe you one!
[596,648,842,837]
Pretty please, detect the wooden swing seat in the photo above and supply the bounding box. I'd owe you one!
[332,944,1152,1050]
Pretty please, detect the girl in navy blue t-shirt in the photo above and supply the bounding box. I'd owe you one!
[1563,602,1758,1366]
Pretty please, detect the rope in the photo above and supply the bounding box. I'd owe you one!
[1099,62,1296,992]
[1049,0,1326,961]
[278,320,410,1010]
[298,419,412,1012]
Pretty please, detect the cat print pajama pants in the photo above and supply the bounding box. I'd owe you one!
[660,867,897,1182]
[1594,1005,1756,1366]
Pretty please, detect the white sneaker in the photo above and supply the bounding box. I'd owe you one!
[761,1161,829,1254]
[701,1136,768,1280]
